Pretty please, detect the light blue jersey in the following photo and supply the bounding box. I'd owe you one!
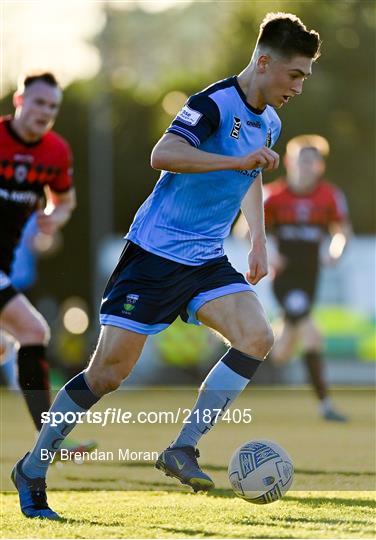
[126,76,281,265]
[11,213,38,290]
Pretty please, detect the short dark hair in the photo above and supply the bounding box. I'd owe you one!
[18,72,60,93]
[257,12,321,60]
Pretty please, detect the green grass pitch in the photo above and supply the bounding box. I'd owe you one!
[1,386,375,538]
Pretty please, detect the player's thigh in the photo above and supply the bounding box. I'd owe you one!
[0,293,50,344]
[196,291,274,358]
[86,325,147,391]
[271,319,300,363]
[297,316,322,351]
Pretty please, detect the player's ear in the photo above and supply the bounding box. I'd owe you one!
[13,91,23,108]
[316,158,326,175]
[256,54,271,73]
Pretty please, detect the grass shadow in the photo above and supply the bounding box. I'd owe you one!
[284,495,376,509]
[155,526,223,537]
[237,516,369,527]
[54,516,127,527]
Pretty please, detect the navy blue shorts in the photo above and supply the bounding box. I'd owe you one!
[99,241,254,335]
[273,270,316,323]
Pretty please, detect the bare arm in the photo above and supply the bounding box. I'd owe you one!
[151,133,279,174]
[37,187,76,235]
[240,174,269,285]
[241,174,266,243]
[326,220,352,263]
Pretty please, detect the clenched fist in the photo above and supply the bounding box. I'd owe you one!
[237,147,279,172]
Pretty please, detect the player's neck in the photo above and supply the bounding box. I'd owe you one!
[11,117,42,144]
[237,69,266,111]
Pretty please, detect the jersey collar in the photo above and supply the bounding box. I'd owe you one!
[5,118,43,148]
[233,77,266,115]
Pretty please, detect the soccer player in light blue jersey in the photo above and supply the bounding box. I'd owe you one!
[12,12,321,518]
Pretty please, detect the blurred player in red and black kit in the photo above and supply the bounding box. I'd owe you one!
[0,73,94,450]
[264,134,351,421]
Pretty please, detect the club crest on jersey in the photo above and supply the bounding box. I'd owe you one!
[122,294,139,314]
[265,128,272,148]
[14,163,29,183]
[230,116,242,139]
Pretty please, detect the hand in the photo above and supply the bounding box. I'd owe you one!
[36,209,64,235]
[238,147,279,172]
[245,241,268,285]
[322,233,347,266]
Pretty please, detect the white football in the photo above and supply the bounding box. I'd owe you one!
[228,440,294,504]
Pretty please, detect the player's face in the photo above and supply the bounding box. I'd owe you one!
[16,82,62,138]
[286,148,325,191]
[264,55,313,109]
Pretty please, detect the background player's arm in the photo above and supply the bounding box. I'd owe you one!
[323,186,352,264]
[151,133,279,174]
[240,174,268,285]
[37,186,76,235]
[325,220,352,264]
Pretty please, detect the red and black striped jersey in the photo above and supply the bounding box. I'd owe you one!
[0,116,73,273]
[264,177,348,271]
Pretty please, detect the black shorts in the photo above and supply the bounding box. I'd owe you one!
[99,241,254,335]
[273,270,317,324]
[0,270,18,312]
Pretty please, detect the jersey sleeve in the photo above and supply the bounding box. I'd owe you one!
[49,142,74,193]
[327,185,349,222]
[166,94,220,147]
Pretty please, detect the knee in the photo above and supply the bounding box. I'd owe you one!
[94,371,123,396]
[254,322,274,357]
[301,321,322,351]
[87,365,124,396]
[19,316,50,345]
[263,325,275,356]
[86,352,131,396]
[308,330,322,350]
[270,346,289,365]
[232,321,274,359]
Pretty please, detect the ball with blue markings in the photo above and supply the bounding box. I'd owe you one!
[228,440,294,504]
